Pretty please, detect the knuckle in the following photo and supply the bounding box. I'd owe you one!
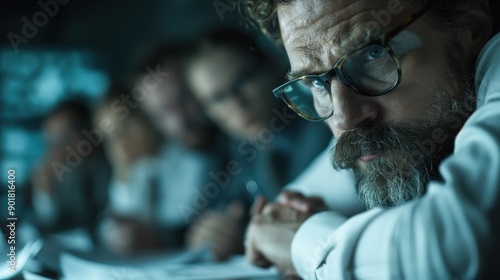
[263,203,280,214]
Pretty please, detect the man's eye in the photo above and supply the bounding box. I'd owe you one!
[312,79,324,89]
[365,46,386,62]
[313,88,330,108]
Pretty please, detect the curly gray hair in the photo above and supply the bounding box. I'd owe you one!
[241,0,498,41]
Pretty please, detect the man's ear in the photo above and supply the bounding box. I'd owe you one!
[459,0,493,56]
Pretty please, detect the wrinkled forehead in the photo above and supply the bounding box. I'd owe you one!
[278,0,421,74]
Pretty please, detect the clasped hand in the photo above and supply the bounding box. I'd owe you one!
[245,191,327,277]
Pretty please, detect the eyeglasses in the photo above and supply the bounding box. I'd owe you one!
[273,3,432,121]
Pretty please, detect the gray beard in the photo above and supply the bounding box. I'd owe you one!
[331,60,476,209]
[354,148,432,209]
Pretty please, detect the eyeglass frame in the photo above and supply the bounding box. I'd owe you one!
[272,2,433,121]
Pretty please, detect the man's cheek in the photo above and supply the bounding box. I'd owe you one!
[324,118,338,136]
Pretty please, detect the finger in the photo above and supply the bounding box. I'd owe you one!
[245,225,272,268]
[261,203,281,217]
[289,196,327,214]
[250,196,267,216]
[279,192,313,213]
[287,199,313,213]
[261,203,299,222]
[282,193,325,214]
[307,196,327,212]
[278,191,305,205]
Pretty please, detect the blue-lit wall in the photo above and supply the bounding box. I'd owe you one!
[0,49,110,225]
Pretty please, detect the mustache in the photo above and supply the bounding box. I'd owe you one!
[331,123,423,170]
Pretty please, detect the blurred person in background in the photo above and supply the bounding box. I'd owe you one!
[94,88,166,255]
[97,45,250,259]
[28,98,111,241]
[96,88,163,185]
[185,28,332,259]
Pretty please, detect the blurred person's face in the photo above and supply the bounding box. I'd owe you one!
[43,111,81,156]
[277,0,482,208]
[95,106,161,164]
[140,69,213,149]
[188,47,279,140]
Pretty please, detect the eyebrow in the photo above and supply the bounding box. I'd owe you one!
[287,68,323,81]
[285,34,370,81]
[286,69,305,81]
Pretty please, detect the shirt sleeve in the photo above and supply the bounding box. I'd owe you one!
[284,140,365,217]
[292,34,500,279]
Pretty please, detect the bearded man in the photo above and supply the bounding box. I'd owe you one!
[243,0,500,278]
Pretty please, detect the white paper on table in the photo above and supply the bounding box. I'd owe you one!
[60,250,279,280]
[158,256,280,280]
[0,240,43,280]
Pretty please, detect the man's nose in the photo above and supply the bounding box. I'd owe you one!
[329,81,379,134]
